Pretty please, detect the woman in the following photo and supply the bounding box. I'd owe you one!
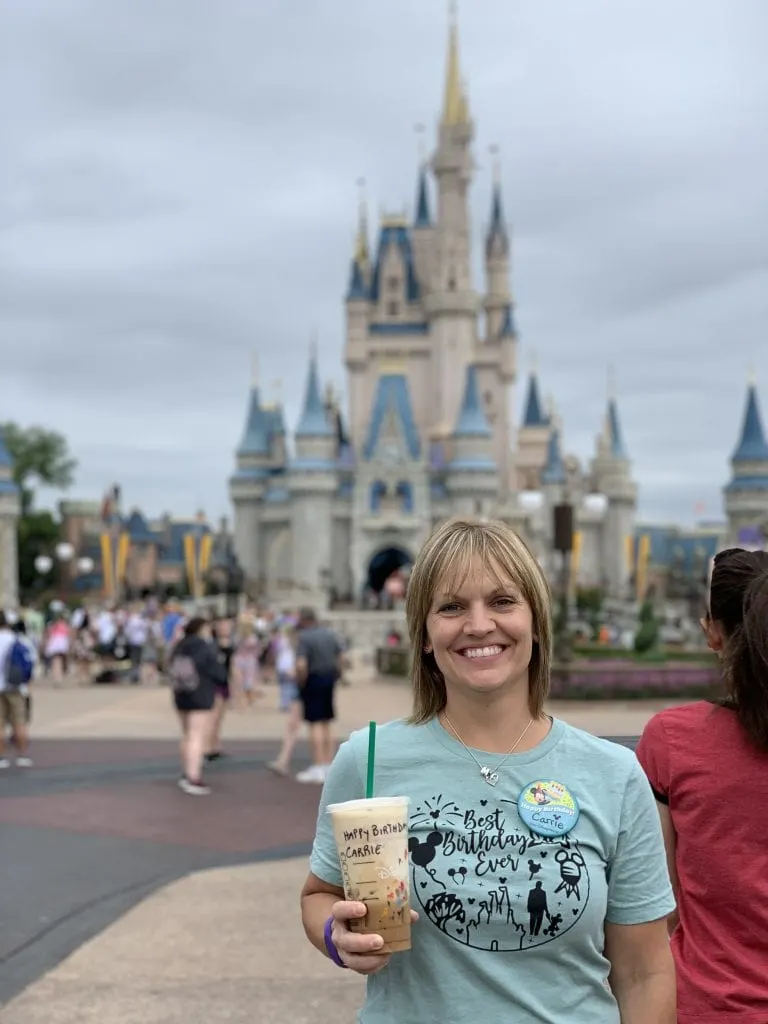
[301,518,675,1022]
[637,548,768,1021]
[167,616,228,796]
[267,624,302,777]
[207,616,234,762]
[232,612,263,705]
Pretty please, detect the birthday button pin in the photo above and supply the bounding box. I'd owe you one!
[517,780,580,838]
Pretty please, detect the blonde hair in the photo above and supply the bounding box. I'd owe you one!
[405,517,553,724]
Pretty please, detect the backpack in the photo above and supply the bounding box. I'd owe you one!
[168,653,200,694]
[5,639,34,689]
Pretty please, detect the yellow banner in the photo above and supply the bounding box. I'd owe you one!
[199,533,213,578]
[100,533,114,599]
[635,533,651,602]
[116,532,131,584]
[183,533,198,598]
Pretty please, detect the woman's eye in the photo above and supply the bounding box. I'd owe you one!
[494,597,516,607]
[439,602,461,613]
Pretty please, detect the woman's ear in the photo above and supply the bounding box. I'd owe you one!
[700,617,724,653]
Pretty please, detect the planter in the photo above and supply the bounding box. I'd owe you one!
[551,660,721,700]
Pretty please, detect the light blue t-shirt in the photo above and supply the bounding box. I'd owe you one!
[310,717,675,1024]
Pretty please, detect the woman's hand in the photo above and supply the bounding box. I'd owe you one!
[330,900,418,975]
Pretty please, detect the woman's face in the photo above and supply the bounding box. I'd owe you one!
[425,556,535,700]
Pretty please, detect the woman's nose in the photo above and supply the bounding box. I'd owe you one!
[464,602,494,635]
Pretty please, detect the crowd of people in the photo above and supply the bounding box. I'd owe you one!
[0,598,348,790]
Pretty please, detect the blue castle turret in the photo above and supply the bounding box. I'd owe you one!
[724,380,768,544]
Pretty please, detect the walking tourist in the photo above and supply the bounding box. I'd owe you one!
[0,611,34,768]
[267,623,302,777]
[301,517,676,1022]
[167,616,228,796]
[232,611,263,705]
[207,615,235,762]
[295,607,344,784]
[637,547,768,1022]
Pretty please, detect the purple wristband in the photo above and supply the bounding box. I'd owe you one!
[324,915,348,969]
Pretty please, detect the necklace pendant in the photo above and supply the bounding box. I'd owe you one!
[480,766,499,787]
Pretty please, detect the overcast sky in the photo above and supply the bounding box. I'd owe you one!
[1,0,766,526]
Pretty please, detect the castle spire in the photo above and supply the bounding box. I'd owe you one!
[521,372,547,428]
[485,147,509,259]
[347,179,370,301]
[441,1,469,127]
[454,364,492,437]
[415,164,431,227]
[541,428,566,485]
[732,379,768,463]
[296,342,334,438]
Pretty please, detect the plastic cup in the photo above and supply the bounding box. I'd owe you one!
[328,796,411,953]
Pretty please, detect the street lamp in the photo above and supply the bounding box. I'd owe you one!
[55,542,75,564]
[34,554,54,576]
[77,556,95,576]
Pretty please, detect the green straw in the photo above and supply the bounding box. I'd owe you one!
[365,720,377,798]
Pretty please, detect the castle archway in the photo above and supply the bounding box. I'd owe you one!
[366,546,412,594]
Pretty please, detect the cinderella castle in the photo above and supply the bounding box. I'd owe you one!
[227,13,768,610]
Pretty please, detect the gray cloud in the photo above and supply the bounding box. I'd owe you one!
[1,0,767,526]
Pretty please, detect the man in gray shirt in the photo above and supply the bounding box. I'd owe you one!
[294,608,343,784]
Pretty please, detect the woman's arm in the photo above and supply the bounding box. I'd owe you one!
[656,802,680,935]
[605,918,676,1023]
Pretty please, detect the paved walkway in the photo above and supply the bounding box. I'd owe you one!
[0,675,681,1022]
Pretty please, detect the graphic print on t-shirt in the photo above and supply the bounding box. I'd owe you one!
[409,793,590,951]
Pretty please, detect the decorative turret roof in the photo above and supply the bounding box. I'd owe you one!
[607,398,628,459]
[370,223,420,302]
[414,165,431,228]
[296,350,334,438]
[541,428,566,485]
[732,383,768,463]
[521,373,547,428]
[499,303,516,338]
[237,387,271,456]
[485,180,509,259]
[454,364,492,437]
[363,373,420,461]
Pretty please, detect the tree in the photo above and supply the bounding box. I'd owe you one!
[1,422,77,515]
[634,599,660,655]
[17,509,62,598]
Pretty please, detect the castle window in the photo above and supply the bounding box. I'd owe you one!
[387,275,400,292]
[386,300,400,316]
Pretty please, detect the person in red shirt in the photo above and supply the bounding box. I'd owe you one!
[637,547,768,1023]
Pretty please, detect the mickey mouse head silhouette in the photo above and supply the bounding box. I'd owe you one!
[409,830,443,869]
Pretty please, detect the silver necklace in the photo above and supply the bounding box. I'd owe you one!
[442,714,535,787]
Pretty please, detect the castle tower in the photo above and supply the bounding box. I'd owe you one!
[446,364,498,516]
[0,426,19,609]
[724,378,768,544]
[289,346,338,599]
[345,188,372,446]
[411,163,435,296]
[591,390,637,597]
[516,369,550,490]
[424,5,478,437]
[229,359,274,585]
[483,161,511,341]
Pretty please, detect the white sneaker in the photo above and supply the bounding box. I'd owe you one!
[178,778,211,796]
[0,758,9,770]
[296,765,325,784]
[15,757,33,768]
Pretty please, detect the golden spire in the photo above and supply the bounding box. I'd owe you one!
[442,1,469,127]
[250,352,259,388]
[607,364,617,402]
[353,177,369,267]
[747,364,757,386]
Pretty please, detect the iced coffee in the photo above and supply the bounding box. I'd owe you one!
[328,796,411,953]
